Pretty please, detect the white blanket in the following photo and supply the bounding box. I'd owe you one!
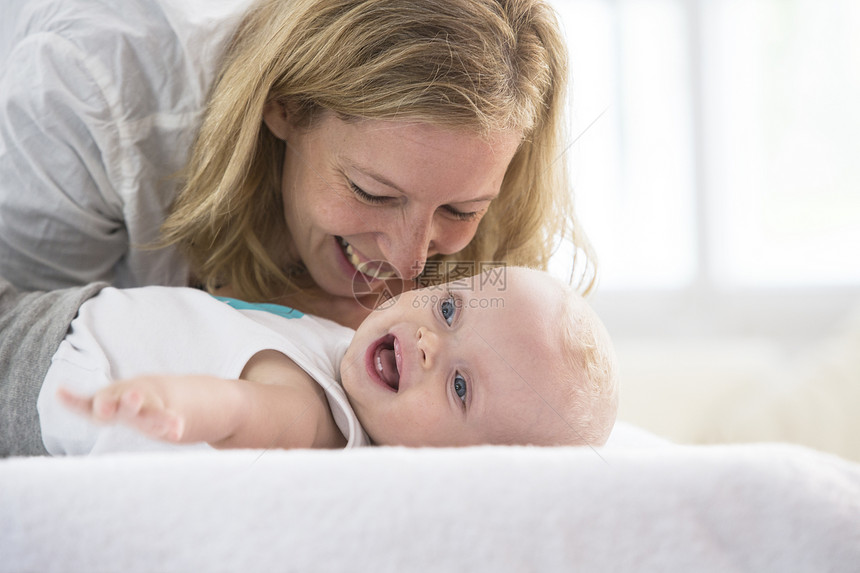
[2,428,859,572]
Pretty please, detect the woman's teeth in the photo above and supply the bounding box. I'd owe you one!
[340,238,362,268]
[338,238,397,279]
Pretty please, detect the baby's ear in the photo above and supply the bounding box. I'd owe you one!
[262,100,291,141]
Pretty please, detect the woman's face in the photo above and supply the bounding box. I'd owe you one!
[263,106,521,303]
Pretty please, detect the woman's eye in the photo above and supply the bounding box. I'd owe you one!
[350,182,388,205]
[453,373,467,403]
[443,205,482,222]
[439,296,456,325]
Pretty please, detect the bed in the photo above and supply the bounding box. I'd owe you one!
[2,422,859,572]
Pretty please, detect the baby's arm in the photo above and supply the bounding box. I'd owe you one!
[58,350,345,450]
[59,376,235,444]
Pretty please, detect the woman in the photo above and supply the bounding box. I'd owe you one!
[162,0,593,327]
[0,0,593,454]
[0,0,593,327]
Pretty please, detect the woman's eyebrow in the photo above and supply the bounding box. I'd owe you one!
[458,194,499,204]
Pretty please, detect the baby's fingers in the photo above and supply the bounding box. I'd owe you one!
[133,410,185,442]
[114,388,145,420]
[58,385,126,422]
[91,388,127,421]
[112,389,182,441]
[58,385,184,441]
[56,387,97,418]
[102,387,183,441]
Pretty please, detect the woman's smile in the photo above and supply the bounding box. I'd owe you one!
[335,237,397,281]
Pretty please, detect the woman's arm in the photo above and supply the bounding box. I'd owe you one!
[58,351,346,450]
[0,30,129,289]
[0,3,199,290]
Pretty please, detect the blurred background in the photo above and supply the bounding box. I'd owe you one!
[548,0,860,460]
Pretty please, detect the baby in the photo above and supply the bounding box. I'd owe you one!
[49,267,618,453]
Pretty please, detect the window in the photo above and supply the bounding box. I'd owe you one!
[550,0,860,341]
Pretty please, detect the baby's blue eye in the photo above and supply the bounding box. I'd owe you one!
[440,296,456,325]
[453,374,467,402]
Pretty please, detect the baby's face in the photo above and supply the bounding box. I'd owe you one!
[341,267,573,446]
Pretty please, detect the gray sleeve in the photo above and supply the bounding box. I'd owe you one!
[0,278,106,457]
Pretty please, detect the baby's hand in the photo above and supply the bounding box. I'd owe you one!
[57,381,185,442]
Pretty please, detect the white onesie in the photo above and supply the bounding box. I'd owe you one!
[37,286,370,454]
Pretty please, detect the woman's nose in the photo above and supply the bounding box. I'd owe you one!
[416,326,439,369]
[382,213,437,280]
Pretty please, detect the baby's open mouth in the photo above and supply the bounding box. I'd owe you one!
[371,334,401,392]
[337,237,398,280]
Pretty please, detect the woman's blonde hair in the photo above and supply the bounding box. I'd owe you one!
[161,0,595,301]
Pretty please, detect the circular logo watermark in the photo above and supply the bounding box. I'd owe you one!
[350,260,409,311]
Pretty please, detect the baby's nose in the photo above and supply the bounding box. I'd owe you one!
[416,326,439,368]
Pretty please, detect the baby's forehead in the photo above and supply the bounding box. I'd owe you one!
[497,267,566,299]
[464,283,566,364]
[482,270,567,324]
